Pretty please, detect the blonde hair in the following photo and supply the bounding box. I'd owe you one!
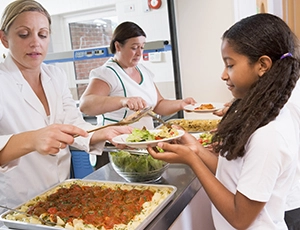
[0,0,51,33]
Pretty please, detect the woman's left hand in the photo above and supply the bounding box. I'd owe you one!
[181,97,197,108]
[91,125,133,147]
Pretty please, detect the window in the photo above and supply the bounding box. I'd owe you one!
[49,7,117,100]
[68,17,118,99]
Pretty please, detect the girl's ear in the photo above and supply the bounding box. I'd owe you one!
[258,55,272,77]
[0,31,9,49]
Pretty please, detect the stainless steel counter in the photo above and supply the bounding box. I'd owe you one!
[84,163,202,229]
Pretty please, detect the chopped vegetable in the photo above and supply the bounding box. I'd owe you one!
[126,127,155,142]
[126,126,179,143]
[198,132,213,146]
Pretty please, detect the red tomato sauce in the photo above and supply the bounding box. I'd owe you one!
[27,184,154,229]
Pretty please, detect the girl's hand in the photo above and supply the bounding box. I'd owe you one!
[213,99,234,117]
[147,132,202,166]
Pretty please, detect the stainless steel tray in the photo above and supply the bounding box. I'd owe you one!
[0,179,177,230]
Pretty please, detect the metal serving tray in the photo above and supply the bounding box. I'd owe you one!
[0,179,177,230]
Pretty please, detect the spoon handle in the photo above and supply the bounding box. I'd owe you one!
[74,107,152,138]
[73,122,125,138]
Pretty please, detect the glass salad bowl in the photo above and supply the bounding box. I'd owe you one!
[108,150,169,183]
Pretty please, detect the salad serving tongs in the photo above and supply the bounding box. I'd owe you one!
[147,110,172,129]
[0,204,57,226]
[74,106,152,138]
[103,146,148,155]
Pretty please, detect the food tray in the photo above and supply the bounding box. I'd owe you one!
[157,119,220,133]
[0,179,177,230]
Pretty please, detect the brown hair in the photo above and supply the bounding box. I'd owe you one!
[0,0,51,33]
[110,21,146,54]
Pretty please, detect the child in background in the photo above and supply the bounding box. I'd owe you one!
[148,13,300,229]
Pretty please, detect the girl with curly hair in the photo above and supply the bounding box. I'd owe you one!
[148,13,300,229]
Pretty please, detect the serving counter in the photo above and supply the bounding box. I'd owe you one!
[84,163,202,229]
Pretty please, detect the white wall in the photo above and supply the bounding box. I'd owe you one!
[175,0,234,119]
[174,0,282,119]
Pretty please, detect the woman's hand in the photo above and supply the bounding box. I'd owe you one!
[181,97,197,109]
[120,97,148,111]
[33,124,88,155]
[0,124,89,165]
[91,125,133,148]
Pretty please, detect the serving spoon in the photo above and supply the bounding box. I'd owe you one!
[0,205,57,226]
[74,106,152,138]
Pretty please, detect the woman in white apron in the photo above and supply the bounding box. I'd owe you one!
[79,21,196,130]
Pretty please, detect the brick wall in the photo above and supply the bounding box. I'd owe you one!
[69,22,113,98]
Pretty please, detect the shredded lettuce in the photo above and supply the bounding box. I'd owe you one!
[126,127,155,142]
[110,150,167,173]
[126,127,179,143]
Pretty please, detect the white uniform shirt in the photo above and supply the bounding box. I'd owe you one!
[0,55,105,212]
[212,104,299,229]
[89,58,158,129]
[285,80,300,211]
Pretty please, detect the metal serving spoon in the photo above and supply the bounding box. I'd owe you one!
[74,106,152,138]
[0,204,57,226]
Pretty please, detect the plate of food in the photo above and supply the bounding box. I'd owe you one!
[184,102,224,113]
[112,127,185,149]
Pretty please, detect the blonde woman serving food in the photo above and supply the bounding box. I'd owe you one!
[0,0,132,218]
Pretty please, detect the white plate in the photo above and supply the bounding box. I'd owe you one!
[184,102,224,113]
[112,130,185,149]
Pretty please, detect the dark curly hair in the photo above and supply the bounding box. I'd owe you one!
[213,13,300,160]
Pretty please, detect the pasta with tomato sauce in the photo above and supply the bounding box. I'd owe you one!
[4,180,174,230]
